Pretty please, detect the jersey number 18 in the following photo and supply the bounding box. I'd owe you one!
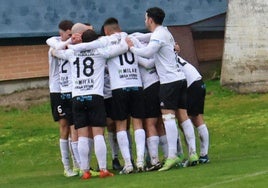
[73,57,94,78]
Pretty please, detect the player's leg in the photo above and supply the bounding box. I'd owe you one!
[106,117,122,170]
[116,119,133,174]
[126,116,134,166]
[144,117,162,171]
[72,97,91,179]
[112,88,133,174]
[158,82,182,171]
[92,126,114,178]
[105,97,122,170]
[76,126,91,179]
[191,115,209,163]
[63,94,80,174]
[157,118,168,160]
[87,127,100,176]
[176,80,198,166]
[143,82,162,171]
[132,117,146,172]
[51,93,77,177]
[59,118,77,177]
[131,87,146,172]
[69,125,80,173]
[158,110,182,171]
[187,79,209,164]
[176,109,198,166]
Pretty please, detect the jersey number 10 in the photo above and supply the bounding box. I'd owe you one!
[119,52,135,66]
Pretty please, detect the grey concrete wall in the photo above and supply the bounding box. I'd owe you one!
[0,0,227,38]
[221,0,268,93]
[0,78,48,95]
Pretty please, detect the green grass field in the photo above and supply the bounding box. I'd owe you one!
[0,80,267,188]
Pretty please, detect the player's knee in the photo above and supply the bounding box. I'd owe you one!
[162,113,175,121]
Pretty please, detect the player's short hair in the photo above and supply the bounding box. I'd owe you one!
[100,25,105,36]
[103,17,120,34]
[146,7,165,25]
[82,29,99,42]
[103,17,119,26]
[58,20,74,31]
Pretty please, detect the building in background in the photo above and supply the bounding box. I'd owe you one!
[0,0,227,94]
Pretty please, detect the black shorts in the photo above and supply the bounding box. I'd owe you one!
[60,92,74,125]
[159,80,187,110]
[187,80,206,116]
[50,92,73,125]
[111,87,145,120]
[143,82,161,118]
[104,97,115,118]
[50,93,62,122]
[72,95,106,129]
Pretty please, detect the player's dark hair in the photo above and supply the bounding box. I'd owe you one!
[58,20,74,31]
[146,7,165,25]
[82,29,99,42]
[100,25,105,36]
[102,17,121,35]
[103,17,119,26]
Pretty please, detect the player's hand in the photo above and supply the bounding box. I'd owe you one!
[174,42,181,53]
[125,37,134,48]
[71,33,82,44]
[51,49,56,56]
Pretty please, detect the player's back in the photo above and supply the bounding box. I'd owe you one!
[176,55,202,87]
[48,47,61,93]
[106,33,143,90]
[67,49,107,97]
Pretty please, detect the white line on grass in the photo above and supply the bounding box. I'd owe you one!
[200,170,268,188]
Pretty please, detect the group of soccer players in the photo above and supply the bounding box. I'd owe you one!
[47,7,210,180]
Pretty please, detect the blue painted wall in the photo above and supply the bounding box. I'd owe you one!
[0,0,227,38]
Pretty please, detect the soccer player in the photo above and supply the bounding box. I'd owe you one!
[103,18,147,174]
[68,18,146,174]
[99,25,123,171]
[81,25,135,171]
[128,33,162,171]
[52,27,128,179]
[139,57,162,171]
[47,22,101,177]
[126,7,198,171]
[174,44,210,164]
[46,20,78,177]
[103,63,123,170]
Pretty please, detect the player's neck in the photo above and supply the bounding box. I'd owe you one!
[150,24,161,32]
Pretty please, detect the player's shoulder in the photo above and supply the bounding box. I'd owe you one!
[46,36,61,47]
[151,27,166,40]
[46,36,61,42]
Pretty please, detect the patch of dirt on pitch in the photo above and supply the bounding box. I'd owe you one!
[0,88,50,110]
